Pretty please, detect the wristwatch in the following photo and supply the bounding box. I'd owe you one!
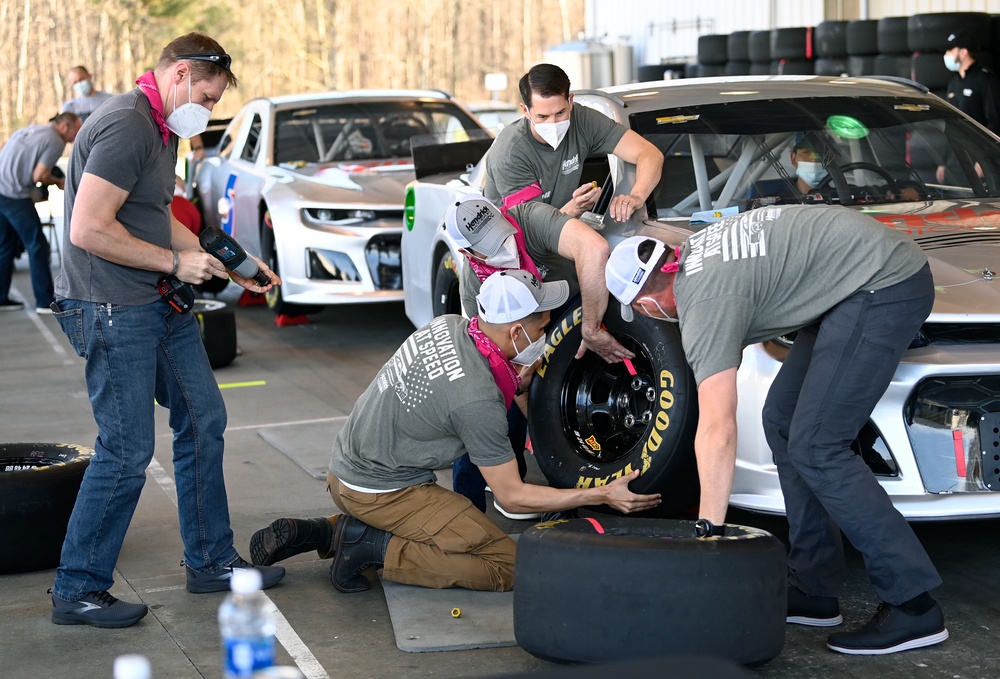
[694,518,725,538]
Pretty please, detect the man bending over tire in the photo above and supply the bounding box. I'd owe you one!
[250,270,660,591]
[605,205,946,655]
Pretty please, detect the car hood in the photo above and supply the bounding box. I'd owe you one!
[268,159,414,205]
[869,200,1000,319]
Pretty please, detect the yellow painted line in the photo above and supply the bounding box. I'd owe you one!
[218,380,267,389]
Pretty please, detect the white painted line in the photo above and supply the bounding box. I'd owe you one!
[226,415,349,432]
[12,284,75,366]
[142,585,187,593]
[147,457,330,679]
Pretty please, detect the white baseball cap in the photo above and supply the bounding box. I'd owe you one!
[476,270,569,324]
[444,193,516,256]
[605,236,667,322]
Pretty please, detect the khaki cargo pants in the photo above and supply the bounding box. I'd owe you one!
[328,473,516,591]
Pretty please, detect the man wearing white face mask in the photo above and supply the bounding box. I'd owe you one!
[49,33,284,629]
[607,205,948,656]
[247,270,660,591]
[483,63,663,223]
[789,136,828,196]
[60,66,114,123]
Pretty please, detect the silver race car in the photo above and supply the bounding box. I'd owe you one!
[402,75,1000,520]
[194,90,489,315]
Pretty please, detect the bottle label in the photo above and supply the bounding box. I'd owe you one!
[223,637,275,678]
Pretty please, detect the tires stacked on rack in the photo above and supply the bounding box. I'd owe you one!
[875,17,911,78]
[909,12,993,97]
[696,34,728,77]
[749,29,771,75]
[814,20,848,76]
[726,30,751,76]
[193,298,238,369]
[771,26,813,75]
[846,19,879,76]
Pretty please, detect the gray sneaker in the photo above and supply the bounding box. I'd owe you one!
[185,555,285,593]
[51,590,148,628]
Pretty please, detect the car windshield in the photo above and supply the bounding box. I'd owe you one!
[630,94,1000,221]
[274,100,485,165]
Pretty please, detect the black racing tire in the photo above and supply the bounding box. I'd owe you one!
[697,34,728,66]
[636,64,668,82]
[683,63,699,79]
[815,20,848,58]
[847,55,877,76]
[749,61,771,76]
[911,52,952,91]
[727,31,751,63]
[513,517,787,666]
[774,59,815,76]
[431,252,461,317]
[194,274,230,296]
[877,17,910,55]
[874,54,912,79]
[748,30,771,63]
[908,13,992,53]
[0,443,94,574]
[194,298,237,369]
[260,212,323,317]
[771,27,810,60]
[725,61,751,77]
[847,19,879,55]
[815,58,848,77]
[697,64,725,78]
[528,303,699,516]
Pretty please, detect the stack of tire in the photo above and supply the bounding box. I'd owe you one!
[726,31,751,76]
[909,13,993,98]
[696,34,728,77]
[846,19,879,76]
[874,17,911,79]
[771,27,813,75]
[749,30,771,75]
[814,21,848,76]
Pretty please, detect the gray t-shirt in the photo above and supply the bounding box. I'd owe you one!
[676,205,928,384]
[483,104,626,209]
[0,124,66,198]
[61,91,114,123]
[57,89,179,305]
[329,315,515,490]
[459,201,574,316]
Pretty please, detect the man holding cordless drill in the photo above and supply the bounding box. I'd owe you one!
[49,33,283,629]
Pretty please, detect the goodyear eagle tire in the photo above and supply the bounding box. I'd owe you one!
[0,443,94,574]
[513,517,787,666]
[432,252,462,317]
[528,304,699,516]
[194,298,238,369]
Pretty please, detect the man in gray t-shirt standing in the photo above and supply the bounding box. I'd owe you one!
[61,66,115,123]
[484,63,663,223]
[248,270,660,592]
[0,112,80,312]
[607,205,946,655]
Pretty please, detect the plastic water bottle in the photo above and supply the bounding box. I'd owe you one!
[219,568,276,678]
[113,655,151,679]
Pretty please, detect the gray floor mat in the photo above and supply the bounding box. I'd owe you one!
[257,418,347,479]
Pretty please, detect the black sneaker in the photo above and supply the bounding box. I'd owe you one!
[185,556,285,593]
[51,590,148,628]
[0,300,25,312]
[827,602,948,655]
[787,585,843,627]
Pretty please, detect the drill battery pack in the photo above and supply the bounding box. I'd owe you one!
[156,275,195,314]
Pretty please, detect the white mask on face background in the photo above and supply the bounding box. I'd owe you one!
[944,54,961,72]
[73,80,93,97]
[796,161,828,189]
[533,118,571,150]
[483,234,520,269]
[165,76,211,139]
[511,324,547,366]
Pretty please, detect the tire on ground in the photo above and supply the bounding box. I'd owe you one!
[261,213,323,317]
[725,61,751,77]
[877,17,910,55]
[697,64,725,78]
[774,59,815,76]
[908,12,991,53]
[847,19,879,55]
[194,298,237,369]
[697,34,729,66]
[431,252,462,317]
[815,21,848,58]
[847,55,877,76]
[194,274,230,296]
[0,443,94,574]
[873,54,912,79]
[528,303,699,516]
[513,517,787,666]
[815,58,848,77]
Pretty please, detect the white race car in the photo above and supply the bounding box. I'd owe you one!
[402,76,1000,520]
[193,90,489,315]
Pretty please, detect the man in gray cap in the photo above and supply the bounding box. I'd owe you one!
[249,269,660,592]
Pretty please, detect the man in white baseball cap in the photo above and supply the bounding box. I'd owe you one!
[250,269,660,593]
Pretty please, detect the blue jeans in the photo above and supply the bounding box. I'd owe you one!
[51,298,237,599]
[762,264,941,605]
[0,194,54,307]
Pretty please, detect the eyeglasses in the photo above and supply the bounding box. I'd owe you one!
[176,53,232,72]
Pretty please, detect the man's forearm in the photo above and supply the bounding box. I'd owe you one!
[629,148,663,204]
[694,424,738,524]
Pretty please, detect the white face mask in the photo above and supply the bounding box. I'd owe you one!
[796,161,828,189]
[166,77,211,139]
[483,234,520,269]
[511,324,547,366]
[637,297,679,323]
[533,118,571,150]
[73,80,93,97]
[944,54,961,72]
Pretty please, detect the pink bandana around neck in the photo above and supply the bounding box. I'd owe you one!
[467,317,521,408]
[135,71,171,146]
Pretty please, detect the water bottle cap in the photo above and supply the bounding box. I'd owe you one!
[113,654,151,679]
[230,567,263,593]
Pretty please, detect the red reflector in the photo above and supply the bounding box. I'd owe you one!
[953,430,966,477]
[584,517,605,534]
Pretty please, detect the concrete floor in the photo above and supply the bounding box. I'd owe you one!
[1,252,998,679]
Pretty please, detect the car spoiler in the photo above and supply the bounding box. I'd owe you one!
[410,133,494,180]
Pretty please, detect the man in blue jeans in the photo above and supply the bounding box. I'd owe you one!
[50,33,283,629]
[0,112,80,312]
[606,205,946,655]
